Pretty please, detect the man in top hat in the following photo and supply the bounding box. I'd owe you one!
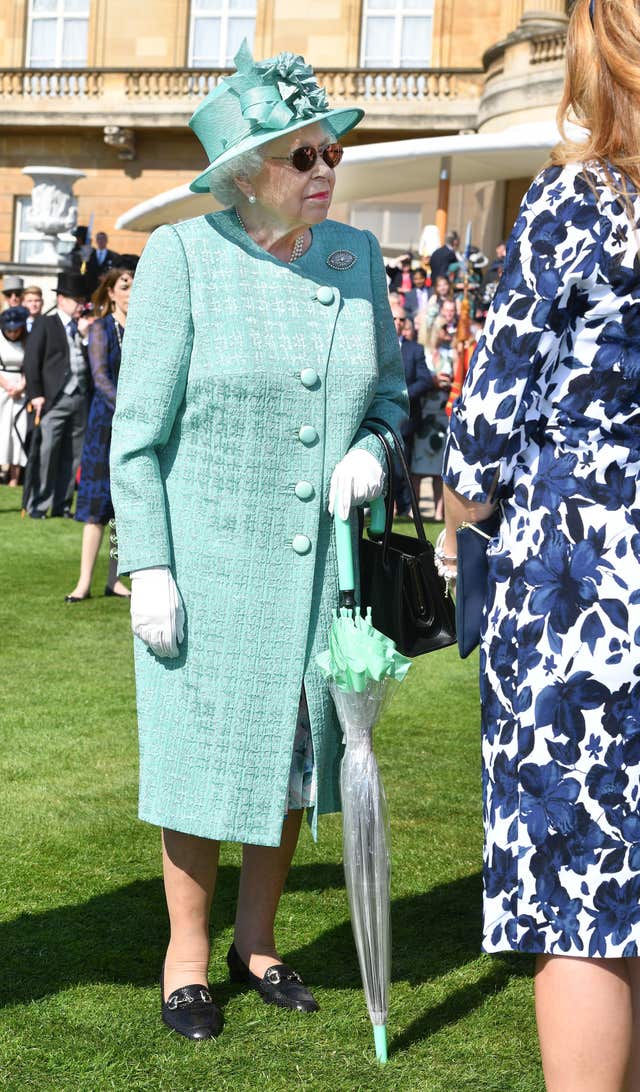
[2,276,24,310]
[23,270,92,518]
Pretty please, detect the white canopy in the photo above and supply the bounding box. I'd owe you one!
[116,121,571,233]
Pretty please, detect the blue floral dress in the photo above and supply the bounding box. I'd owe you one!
[443,161,640,958]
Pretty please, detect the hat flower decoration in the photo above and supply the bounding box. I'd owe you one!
[188,39,363,193]
[229,42,330,130]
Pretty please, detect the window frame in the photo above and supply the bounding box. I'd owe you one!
[13,195,74,264]
[187,0,257,68]
[349,202,423,252]
[360,0,435,69]
[25,0,90,69]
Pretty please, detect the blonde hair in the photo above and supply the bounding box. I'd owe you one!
[23,285,42,297]
[552,0,640,195]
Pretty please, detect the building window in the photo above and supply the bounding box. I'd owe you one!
[361,0,434,68]
[26,0,90,68]
[13,196,74,264]
[349,203,423,252]
[188,0,256,68]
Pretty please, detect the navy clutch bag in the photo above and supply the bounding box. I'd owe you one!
[455,513,500,659]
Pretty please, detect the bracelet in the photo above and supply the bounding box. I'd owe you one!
[434,530,457,592]
[434,530,457,564]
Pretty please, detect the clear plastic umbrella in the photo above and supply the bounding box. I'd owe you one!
[317,502,411,1063]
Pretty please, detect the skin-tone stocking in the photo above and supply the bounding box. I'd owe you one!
[161,810,304,998]
[162,829,220,1000]
[234,809,304,978]
[535,955,632,1092]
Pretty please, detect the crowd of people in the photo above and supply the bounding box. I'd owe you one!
[386,233,506,519]
[0,231,138,600]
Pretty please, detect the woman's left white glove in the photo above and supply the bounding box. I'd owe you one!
[328,448,386,521]
[130,566,185,659]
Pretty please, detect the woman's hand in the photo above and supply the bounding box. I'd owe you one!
[130,566,185,658]
[328,448,386,521]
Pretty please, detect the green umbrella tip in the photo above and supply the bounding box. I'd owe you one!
[374,1024,388,1064]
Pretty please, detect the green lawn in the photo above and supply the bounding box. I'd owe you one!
[0,487,542,1091]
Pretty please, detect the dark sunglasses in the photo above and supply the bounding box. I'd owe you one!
[267,143,344,173]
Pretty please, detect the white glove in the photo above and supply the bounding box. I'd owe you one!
[328,448,386,521]
[130,566,185,659]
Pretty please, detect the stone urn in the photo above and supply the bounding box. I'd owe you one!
[21,166,86,266]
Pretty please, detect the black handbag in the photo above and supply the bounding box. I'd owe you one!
[357,418,457,657]
[455,514,500,659]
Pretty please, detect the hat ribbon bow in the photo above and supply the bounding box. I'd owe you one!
[226,40,330,132]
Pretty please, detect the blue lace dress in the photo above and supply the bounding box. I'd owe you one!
[443,162,640,958]
[76,315,122,524]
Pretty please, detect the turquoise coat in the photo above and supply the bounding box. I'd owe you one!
[110,210,407,846]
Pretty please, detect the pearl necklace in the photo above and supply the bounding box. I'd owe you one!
[112,312,124,352]
[235,208,306,263]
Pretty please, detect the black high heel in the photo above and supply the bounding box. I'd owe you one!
[160,966,224,1041]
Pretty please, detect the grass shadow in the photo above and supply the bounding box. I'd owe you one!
[1,863,524,1035]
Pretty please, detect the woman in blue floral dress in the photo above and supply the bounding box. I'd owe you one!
[442,2,640,1088]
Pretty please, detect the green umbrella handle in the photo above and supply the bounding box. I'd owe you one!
[369,496,386,535]
[335,499,387,608]
[335,514,355,601]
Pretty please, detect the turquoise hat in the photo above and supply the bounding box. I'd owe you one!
[188,40,364,194]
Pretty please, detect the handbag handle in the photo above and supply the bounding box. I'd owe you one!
[362,418,428,556]
[334,417,427,606]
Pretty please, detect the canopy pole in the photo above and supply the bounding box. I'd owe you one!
[436,156,451,245]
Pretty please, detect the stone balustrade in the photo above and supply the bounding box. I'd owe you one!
[0,65,485,131]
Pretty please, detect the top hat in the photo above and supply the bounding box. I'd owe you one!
[74,225,89,244]
[0,305,29,331]
[56,271,88,299]
[116,254,139,272]
[188,40,363,194]
[2,275,24,294]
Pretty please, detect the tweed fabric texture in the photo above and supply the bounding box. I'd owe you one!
[110,210,408,846]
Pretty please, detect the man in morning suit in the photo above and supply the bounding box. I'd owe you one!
[23,271,91,518]
[92,232,120,275]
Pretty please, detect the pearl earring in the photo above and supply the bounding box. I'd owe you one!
[248,194,257,204]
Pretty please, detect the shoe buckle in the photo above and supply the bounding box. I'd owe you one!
[167,994,179,1010]
[199,988,212,1003]
[266,968,281,985]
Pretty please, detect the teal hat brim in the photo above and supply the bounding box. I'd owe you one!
[188,106,364,194]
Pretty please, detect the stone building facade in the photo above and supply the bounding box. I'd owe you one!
[0,0,569,266]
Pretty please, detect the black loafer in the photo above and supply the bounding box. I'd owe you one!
[226,943,319,1013]
[160,969,224,1040]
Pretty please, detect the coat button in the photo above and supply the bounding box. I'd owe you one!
[295,481,315,501]
[298,425,318,445]
[316,286,334,305]
[292,534,312,555]
[300,367,319,388]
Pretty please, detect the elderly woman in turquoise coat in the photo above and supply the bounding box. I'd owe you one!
[110,41,407,1040]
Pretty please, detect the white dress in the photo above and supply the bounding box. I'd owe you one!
[0,337,27,467]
